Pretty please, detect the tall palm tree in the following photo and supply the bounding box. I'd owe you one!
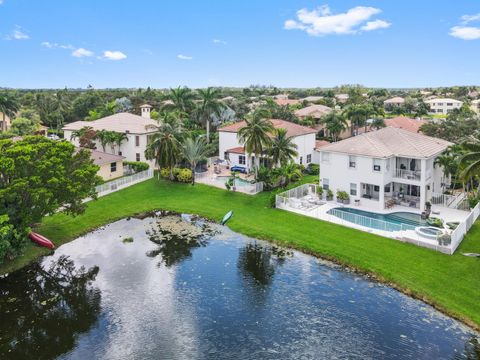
[113,132,128,155]
[95,130,111,152]
[237,108,274,177]
[145,122,182,180]
[197,87,224,143]
[182,136,209,185]
[343,104,368,136]
[459,143,480,195]
[0,92,19,132]
[167,87,195,114]
[268,128,298,167]
[321,111,348,141]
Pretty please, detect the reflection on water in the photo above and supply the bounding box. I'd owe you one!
[0,215,478,360]
[0,256,100,359]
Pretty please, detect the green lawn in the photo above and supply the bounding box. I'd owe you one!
[2,178,480,330]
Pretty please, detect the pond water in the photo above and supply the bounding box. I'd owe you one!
[0,214,478,360]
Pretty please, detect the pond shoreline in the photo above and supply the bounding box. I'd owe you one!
[3,208,479,333]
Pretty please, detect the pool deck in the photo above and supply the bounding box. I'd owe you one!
[277,198,470,254]
[195,166,262,195]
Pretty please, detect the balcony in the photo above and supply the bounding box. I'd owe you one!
[394,168,421,181]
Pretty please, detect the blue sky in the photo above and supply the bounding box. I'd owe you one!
[0,0,479,88]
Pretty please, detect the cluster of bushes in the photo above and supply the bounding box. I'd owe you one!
[159,167,193,183]
[0,215,28,262]
[124,161,149,173]
[256,164,304,191]
[305,163,319,175]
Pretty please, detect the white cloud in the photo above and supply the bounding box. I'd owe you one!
[102,50,127,60]
[213,39,227,45]
[41,41,74,49]
[72,47,94,57]
[4,26,29,40]
[360,19,391,32]
[449,26,480,40]
[177,54,193,60]
[284,5,390,36]
[461,13,480,24]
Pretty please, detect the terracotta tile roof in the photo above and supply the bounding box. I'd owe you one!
[319,127,452,159]
[274,99,302,106]
[219,119,316,137]
[384,116,426,133]
[77,148,125,166]
[226,146,245,154]
[294,104,332,118]
[63,112,159,134]
[315,140,330,150]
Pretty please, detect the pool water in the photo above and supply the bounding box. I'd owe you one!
[0,215,477,359]
[215,176,252,187]
[328,207,426,232]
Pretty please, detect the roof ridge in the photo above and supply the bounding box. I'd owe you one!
[363,131,392,157]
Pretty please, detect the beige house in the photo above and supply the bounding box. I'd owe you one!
[0,112,12,132]
[86,148,125,181]
[383,97,405,111]
[471,99,480,114]
[294,104,332,120]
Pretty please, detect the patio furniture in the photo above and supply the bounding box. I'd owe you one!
[354,199,360,206]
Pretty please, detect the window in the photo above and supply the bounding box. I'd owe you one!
[135,136,140,147]
[349,155,356,168]
[239,155,246,165]
[136,153,140,162]
[322,178,329,190]
[300,156,303,165]
[374,185,380,192]
[110,162,117,173]
[306,154,312,163]
[224,152,230,161]
[118,151,122,156]
[350,183,357,196]
[384,184,391,193]
[373,158,381,172]
[447,103,453,106]
[321,152,330,163]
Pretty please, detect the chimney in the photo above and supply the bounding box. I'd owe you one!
[140,104,152,119]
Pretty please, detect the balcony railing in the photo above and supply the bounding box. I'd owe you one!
[394,168,421,181]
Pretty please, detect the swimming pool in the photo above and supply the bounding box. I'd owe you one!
[327,207,426,232]
[215,176,253,188]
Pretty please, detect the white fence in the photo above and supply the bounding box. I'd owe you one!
[430,192,469,211]
[95,169,154,197]
[449,201,480,254]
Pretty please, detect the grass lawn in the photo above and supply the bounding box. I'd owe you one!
[2,177,480,330]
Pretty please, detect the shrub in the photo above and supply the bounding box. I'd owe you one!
[426,217,444,228]
[306,163,319,175]
[160,168,171,179]
[177,168,193,183]
[124,161,149,173]
[326,189,334,199]
[336,190,349,201]
[316,186,323,196]
[0,215,28,264]
[437,233,451,246]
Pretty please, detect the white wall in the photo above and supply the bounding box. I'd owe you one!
[219,132,242,161]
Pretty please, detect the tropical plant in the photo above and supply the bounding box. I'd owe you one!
[95,130,113,152]
[167,86,195,114]
[181,136,209,185]
[196,87,224,143]
[458,143,480,195]
[0,92,19,132]
[113,132,128,154]
[321,111,348,141]
[268,128,298,167]
[145,122,182,180]
[277,163,303,187]
[70,126,97,149]
[370,118,386,130]
[237,108,274,178]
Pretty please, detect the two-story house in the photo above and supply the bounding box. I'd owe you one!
[318,127,452,211]
[63,104,158,167]
[218,119,317,170]
[425,98,463,115]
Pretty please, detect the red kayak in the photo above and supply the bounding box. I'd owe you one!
[29,232,55,249]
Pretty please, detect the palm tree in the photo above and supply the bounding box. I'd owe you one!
[343,104,368,136]
[321,111,348,141]
[277,162,303,187]
[268,128,298,167]
[182,136,209,185]
[459,143,480,195]
[0,92,19,132]
[145,122,182,180]
[370,118,386,130]
[237,108,274,177]
[113,132,128,155]
[95,130,111,152]
[167,87,195,114]
[197,87,224,143]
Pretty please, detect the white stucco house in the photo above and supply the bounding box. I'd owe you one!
[218,119,317,170]
[383,96,405,111]
[318,127,452,212]
[63,104,158,167]
[425,98,462,115]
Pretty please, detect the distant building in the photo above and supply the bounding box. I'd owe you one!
[425,98,462,115]
[471,99,480,114]
[63,104,158,166]
[274,99,302,106]
[294,104,332,120]
[0,112,13,132]
[302,96,324,103]
[85,148,125,181]
[335,94,349,103]
[384,116,426,133]
[383,97,405,111]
